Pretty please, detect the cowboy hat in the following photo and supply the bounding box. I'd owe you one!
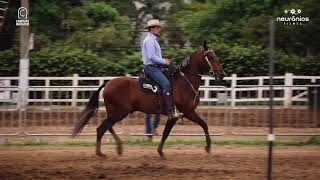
[145,19,161,28]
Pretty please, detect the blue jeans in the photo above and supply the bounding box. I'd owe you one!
[143,65,171,93]
[145,114,160,134]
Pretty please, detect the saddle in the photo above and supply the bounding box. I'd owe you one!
[138,64,183,117]
[138,73,161,94]
[138,65,176,94]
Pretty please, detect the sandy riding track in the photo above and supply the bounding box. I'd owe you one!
[0,145,319,180]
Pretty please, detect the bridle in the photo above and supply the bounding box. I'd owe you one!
[203,50,216,77]
[177,49,221,106]
[176,49,219,78]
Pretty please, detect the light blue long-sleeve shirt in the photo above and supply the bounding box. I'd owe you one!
[141,33,166,65]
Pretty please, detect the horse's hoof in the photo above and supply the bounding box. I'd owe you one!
[158,153,166,159]
[205,146,211,153]
[157,148,165,159]
[117,146,123,156]
[96,152,106,157]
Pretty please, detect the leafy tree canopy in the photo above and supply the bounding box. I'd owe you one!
[0,0,319,77]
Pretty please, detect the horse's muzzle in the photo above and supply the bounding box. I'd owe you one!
[215,74,224,81]
[210,70,224,81]
[218,75,224,81]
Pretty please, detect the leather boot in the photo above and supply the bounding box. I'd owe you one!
[164,92,180,120]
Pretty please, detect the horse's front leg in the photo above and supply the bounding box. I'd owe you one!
[157,118,178,158]
[184,110,211,153]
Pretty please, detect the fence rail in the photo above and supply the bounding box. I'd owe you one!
[1,73,319,137]
[1,73,319,107]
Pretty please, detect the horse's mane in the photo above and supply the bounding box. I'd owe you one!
[175,48,202,73]
[175,56,191,71]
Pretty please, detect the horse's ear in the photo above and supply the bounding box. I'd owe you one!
[203,40,208,51]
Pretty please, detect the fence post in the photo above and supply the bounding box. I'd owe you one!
[72,74,79,107]
[284,73,293,108]
[45,78,50,101]
[231,74,237,108]
[258,77,264,100]
[204,77,209,101]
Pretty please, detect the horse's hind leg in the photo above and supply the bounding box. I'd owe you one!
[96,117,115,157]
[96,111,128,157]
[109,127,122,155]
[157,118,178,158]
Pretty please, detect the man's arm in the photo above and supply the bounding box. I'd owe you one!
[145,39,166,65]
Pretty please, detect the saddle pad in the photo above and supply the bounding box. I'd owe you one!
[138,75,161,94]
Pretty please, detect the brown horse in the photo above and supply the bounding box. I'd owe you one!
[72,41,225,158]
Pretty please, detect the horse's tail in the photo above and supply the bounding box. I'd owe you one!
[72,82,106,137]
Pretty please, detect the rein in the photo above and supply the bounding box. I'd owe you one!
[175,56,200,105]
[175,49,217,106]
[179,71,199,106]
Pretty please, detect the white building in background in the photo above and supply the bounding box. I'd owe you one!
[133,1,172,45]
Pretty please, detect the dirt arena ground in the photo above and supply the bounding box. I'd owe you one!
[0,123,319,180]
[0,144,319,180]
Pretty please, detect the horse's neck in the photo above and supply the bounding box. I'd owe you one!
[175,50,203,92]
[185,72,202,90]
[175,70,202,92]
[185,57,202,90]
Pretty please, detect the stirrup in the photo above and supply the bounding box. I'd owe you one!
[174,108,183,118]
[169,108,183,119]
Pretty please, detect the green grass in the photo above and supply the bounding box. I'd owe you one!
[306,135,320,145]
[1,140,50,147]
[1,136,320,147]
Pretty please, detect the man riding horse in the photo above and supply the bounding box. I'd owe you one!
[72,19,225,158]
[142,19,180,120]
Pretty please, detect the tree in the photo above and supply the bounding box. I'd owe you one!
[30,46,125,77]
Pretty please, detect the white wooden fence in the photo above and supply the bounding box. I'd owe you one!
[0,73,319,108]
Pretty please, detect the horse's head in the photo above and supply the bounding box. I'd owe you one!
[198,41,225,81]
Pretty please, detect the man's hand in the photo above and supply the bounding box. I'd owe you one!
[165,59,171,65]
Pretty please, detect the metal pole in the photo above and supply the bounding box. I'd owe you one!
[267,19,275,180]
[18,0,29,108]
[18,0,30,133]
